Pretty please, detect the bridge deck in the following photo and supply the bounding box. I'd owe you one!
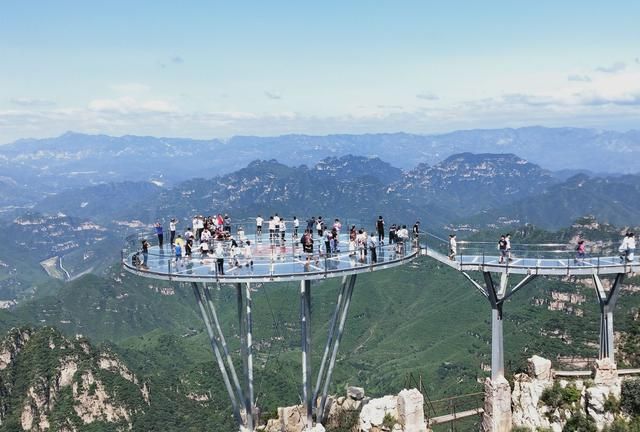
[426,248,638,276]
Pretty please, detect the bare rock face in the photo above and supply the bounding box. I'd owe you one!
[397,389,427,432]
[0,328,31,370]
[512,372,554,431]
[482,377,512,432]
[1,327,148,431]
[359,395,398,432]
[587,359,621,431]
[594,358,619,388]
[348,386,365,401]
[265,388,425,432]
[528,355,552,381]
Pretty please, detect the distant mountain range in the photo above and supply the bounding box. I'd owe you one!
[2,127,640,213]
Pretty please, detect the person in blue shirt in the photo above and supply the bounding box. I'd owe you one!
[155,222,164,248]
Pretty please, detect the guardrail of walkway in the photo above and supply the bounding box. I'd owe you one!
[423,232,634,269]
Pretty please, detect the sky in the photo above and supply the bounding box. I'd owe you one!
[1,1,639,144]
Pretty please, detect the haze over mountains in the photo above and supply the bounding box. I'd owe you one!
[2,127,639,202]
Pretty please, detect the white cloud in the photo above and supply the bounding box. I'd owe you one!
[88,97,176,114]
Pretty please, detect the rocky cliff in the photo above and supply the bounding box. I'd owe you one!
[0,327,149,431]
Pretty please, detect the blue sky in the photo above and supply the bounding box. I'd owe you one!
[1,1,639,143]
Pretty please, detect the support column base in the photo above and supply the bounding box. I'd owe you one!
[594,358,620,389]
[482,376,513,432]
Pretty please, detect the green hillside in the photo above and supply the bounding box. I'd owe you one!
[2,250,640,429]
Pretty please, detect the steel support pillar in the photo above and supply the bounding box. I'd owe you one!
[461,272,536,432]
[593,273,624,362]
[300,279,313,429]
[191,282,243,426]
[236,283,255,430]
[463,272,537,380]
[315,274,357,423]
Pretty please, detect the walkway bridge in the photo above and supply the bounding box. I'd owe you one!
[122,224,638,431]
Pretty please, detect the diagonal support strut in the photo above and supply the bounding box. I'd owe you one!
[593,273,624,361]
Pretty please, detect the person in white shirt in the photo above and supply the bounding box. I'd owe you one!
[293,216,300,238]
[396,225,409,254]
[238,226,246,243]
[627,232,636,261]
[243,240,254,268]
[256,215,264,237]
[169,218,178,245]
[448,234,457,261]
[621,232,636,262]
[215,242,225,275]
[268,216,276,241]
[273,213,281,232]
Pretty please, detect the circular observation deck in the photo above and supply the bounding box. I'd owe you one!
[122,232,419,283]
[425,233,639,276]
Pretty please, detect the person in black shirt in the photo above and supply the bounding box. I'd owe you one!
[377,216,385,243]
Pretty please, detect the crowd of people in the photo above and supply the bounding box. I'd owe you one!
[134,213,421,274]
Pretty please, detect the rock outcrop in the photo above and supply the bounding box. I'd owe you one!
[512,355,623,432]
[483,376,512,432]
[262,387,427,432]
[0,327,148,431]
[512,356,555,430]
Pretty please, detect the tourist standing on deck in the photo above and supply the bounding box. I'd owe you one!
[505,233,512,261]
[628,233,636,261]
[377,216,385,243]
[396,225,409,254]
[293,216,299,238]
[324,230,332,255]
[141,239,150,267]
[356,229,367,262]
[169,218,177,245]
[498,235,507,264]
[280,219,287,241]
[389,224,397,244]
[368,234,377,263]
[333,218,342,234]
[256,215,263,237]
[155,222,164,248]
[349,225,357,256]
[268,216,276,241]
[448,234,457,261]
[273,213,281,234]
[223,214,231,233]
[302,230,314,254]
[215,242,225,275]
[575,240,586,263]
[243,240,253,268]
[621,232,636,262]
[412,221,420,242]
